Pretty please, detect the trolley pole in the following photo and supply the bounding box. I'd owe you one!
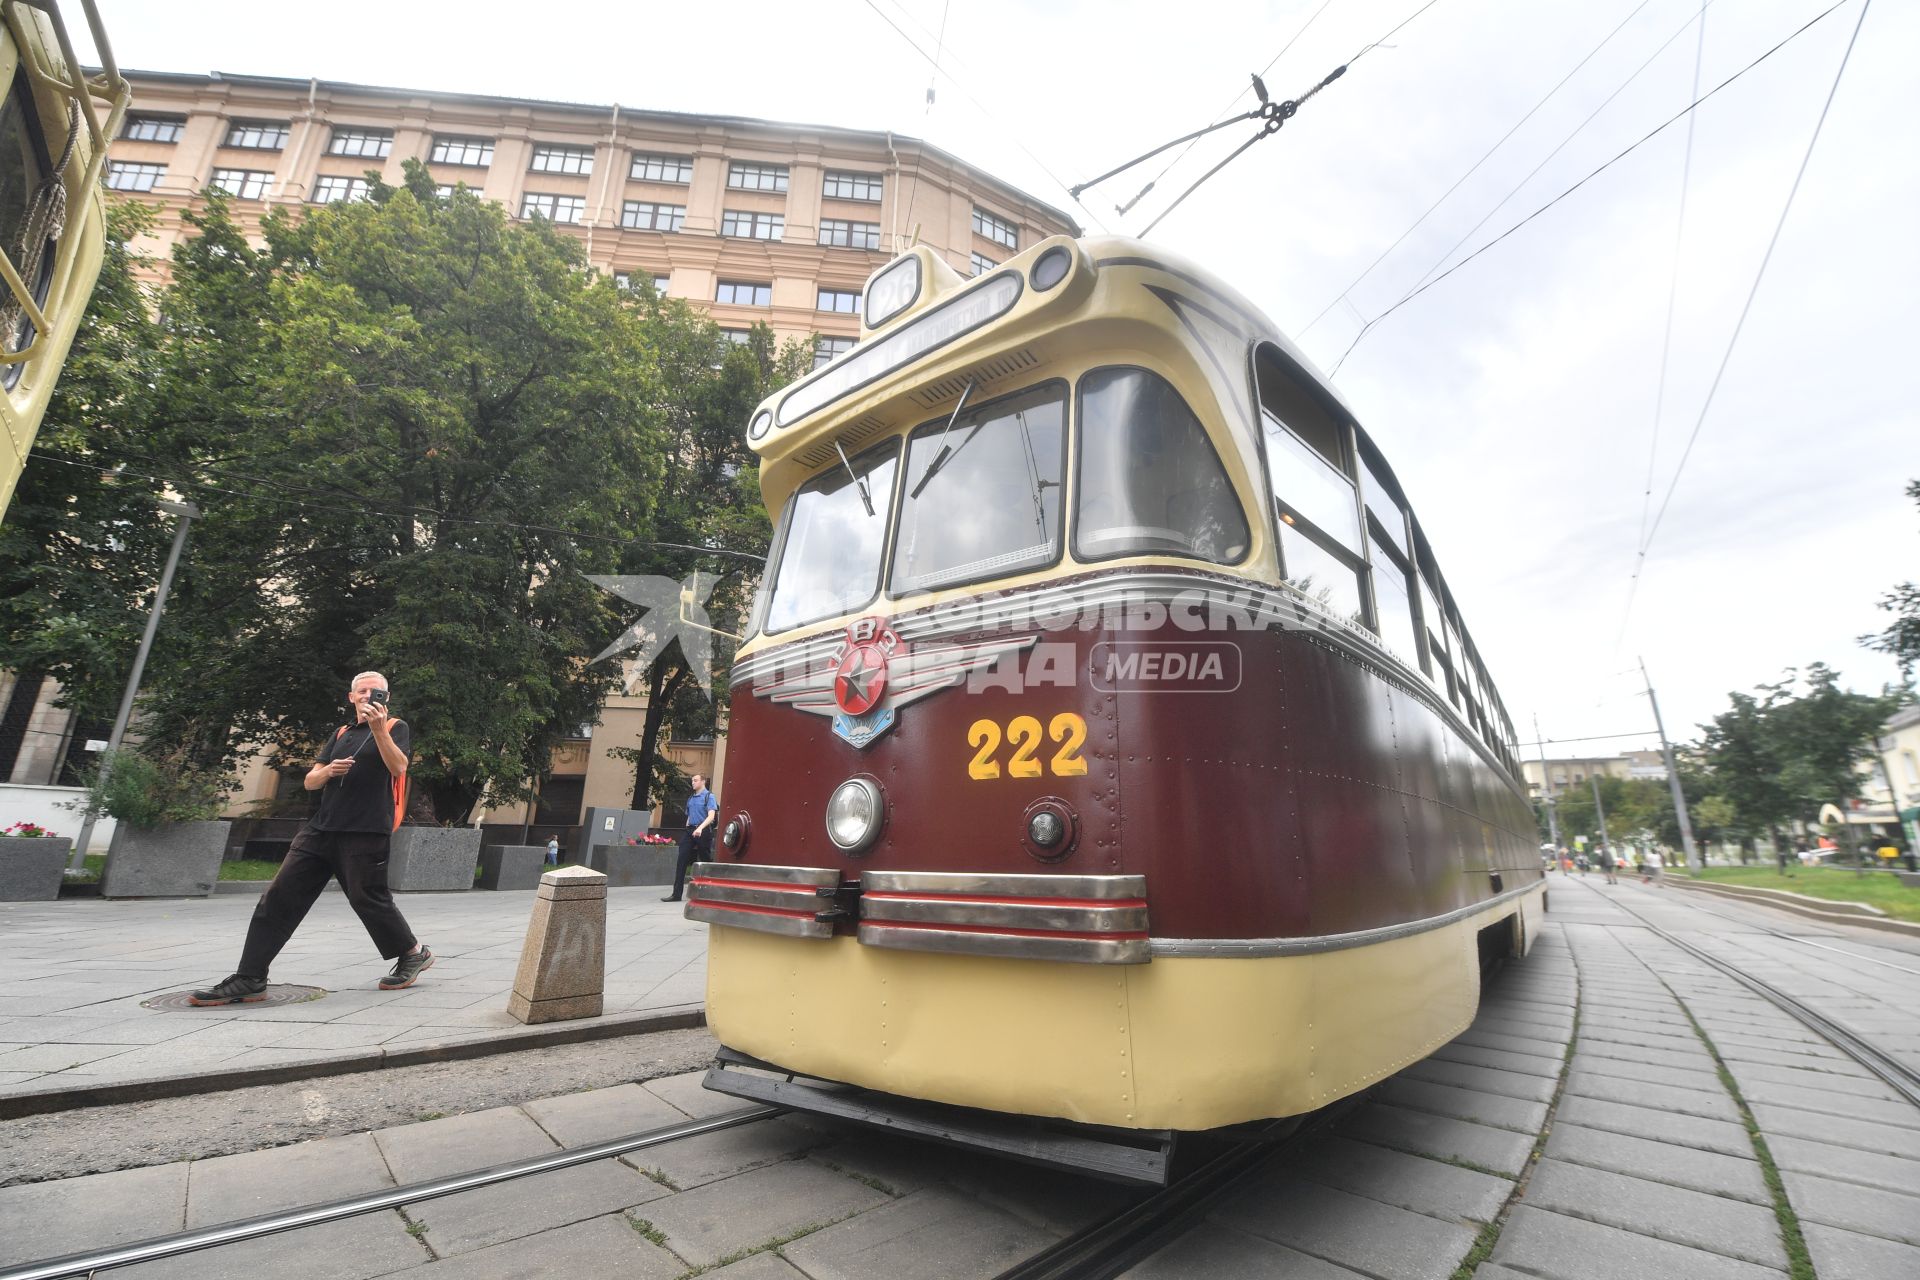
[1640,656,1701,873]
[1533,714,1559,850]
[68,500,199,872]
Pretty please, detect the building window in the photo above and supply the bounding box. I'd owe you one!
[715,280,772,306]
[210,168,271,200]
[223,120,290,151]
[822,171,883,202]
[720,328,754,345]
[818,219,881,250]
[105,161,165,192]
[122,115,185,144]
[814,334,855,369]
[328,128,393,159]
[630,153,694,184]
[620,201,685,231]
[727,162,788,193]
[612,272,672,294]
[972,206,1017,249]
[530,143,594,175]
[969,251,998,277]
[521,193,585,223]
[721,210,783,240]
[817,288,861,314]
[311,175,371,204]
[430,135,494,167]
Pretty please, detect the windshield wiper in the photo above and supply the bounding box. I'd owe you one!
[909,378,977,499]
[833,439,874,516]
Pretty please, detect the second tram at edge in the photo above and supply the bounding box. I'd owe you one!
[683,232,1545,1179]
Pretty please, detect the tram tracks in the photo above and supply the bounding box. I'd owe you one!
[0,1106,781,1280]
[1600,889,1920,1109]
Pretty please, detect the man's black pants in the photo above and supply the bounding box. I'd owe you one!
[667,831,713,901]
[238,826,417,979]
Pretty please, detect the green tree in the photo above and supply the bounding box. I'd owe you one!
[1860,480,1920,683]
[131,166,672,821]
[0,202,168,737]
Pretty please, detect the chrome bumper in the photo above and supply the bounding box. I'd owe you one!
[686,864,1149,964]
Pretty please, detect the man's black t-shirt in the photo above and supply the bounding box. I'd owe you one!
[312,720,411,833]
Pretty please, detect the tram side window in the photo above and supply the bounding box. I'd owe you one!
[762,441,899,634]
[1073,366,1249,565]
[1360,449,1409,559]
[0,74,51,386]
[1255,347,1366,624]
[891,382,1066,596]
[1369,541,1420,665]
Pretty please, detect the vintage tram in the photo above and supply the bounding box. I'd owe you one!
[686,234,1544,1143]
[0,0,128,519]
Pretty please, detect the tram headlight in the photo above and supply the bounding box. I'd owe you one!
[721,812,750,856]
[864,255,922,329]
[1030,245,1071,292]
[1028,811,1064,848]
[826,776,884,853]
[1022,797,1079,862]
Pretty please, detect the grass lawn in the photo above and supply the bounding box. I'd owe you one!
[64,855,284,884]
[1688,864,1920,924]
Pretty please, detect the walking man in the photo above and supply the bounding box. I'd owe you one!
[661,773,719,903]
[190,672,432,1004]
[545,835,561,866]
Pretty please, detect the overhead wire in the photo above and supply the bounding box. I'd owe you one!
[1326,0,1850,376]
[856,0,1111,234]
[1632,0,1872,578]
[1110,0,1342,218]
[1634,1,1710,558]
[1295,0,1662,342]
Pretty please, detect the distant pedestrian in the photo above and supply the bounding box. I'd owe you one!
[1599,847,1618,885]
[545,836,560,866]
[661,773,719,903]
[190,671,432,1005]
[1642,849,1664,886]
[1576,853,1589,875]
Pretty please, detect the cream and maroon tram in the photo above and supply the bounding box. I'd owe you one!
[686,235,1543,1142]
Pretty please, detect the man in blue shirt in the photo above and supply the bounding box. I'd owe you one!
[662,773,718,902]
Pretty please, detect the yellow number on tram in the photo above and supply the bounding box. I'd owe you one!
[966,712,1089,779]
[966,719,1002,780]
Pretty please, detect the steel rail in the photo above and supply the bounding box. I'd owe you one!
[1606,893,1920,1110]
[0,1105,782,1280]
[990,1104,1354,1280]
[1665,885,1920,976]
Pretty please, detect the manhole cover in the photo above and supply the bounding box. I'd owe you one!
[143,985,330,1012]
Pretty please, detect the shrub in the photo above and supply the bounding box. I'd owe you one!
[71,745,229,829]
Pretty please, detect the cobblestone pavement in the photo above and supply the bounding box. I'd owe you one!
[0,889,707,1099]
[3,876,1918,1277]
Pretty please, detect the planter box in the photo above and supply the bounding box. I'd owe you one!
[390,826,482,892]
[477,845,549,891]
[587,843,678,888]
[102,821,230,898]
[0,836,72,901]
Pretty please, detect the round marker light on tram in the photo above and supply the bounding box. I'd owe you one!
[1028,810,1065,849]
[747,410,772,442]
[722,812,750,855]
[1030,246,1071,292]
[825,776,884,853]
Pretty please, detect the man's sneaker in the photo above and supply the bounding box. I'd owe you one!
[188,974,268,1006]
[380,945,434,990]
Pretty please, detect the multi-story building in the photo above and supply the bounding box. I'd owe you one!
[104,71,1076,365]
[2,70,1077,850]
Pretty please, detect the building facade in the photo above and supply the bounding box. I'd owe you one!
[2,70,1077,847]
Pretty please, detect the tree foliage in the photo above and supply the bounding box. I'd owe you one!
[1860,479,1920,683]
[4,166,811,823]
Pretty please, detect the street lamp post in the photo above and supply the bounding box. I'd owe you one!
[67,500,199,873]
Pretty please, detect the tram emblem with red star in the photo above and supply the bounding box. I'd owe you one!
[755,615,1039,749]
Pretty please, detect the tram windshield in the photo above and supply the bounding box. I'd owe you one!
[762,441,898,634]
[892,382,1065,596]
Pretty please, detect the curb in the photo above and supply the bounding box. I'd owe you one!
[0,1003,706,1121]
[1671,878,1920,937]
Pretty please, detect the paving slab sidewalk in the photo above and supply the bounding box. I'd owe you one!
[0,888,707,1104]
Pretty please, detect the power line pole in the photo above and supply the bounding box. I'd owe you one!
[68,500,199,873]
[1640,655,1701,873]
[1533,713,1559,849]
[1591,772,1611,860]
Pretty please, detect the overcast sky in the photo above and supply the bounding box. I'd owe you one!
[76,0,1915,751]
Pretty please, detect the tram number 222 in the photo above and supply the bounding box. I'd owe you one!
[968,713,1088,780]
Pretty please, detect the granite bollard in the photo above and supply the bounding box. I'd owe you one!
[507,866,607,1024]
